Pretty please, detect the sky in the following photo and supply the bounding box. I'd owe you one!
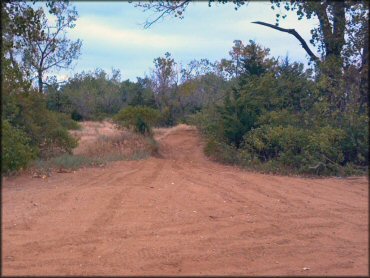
[57,1,319,82]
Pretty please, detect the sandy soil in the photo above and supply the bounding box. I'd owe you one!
[2,124,368,276]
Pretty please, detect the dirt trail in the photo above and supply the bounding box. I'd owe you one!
[2,124,368,276]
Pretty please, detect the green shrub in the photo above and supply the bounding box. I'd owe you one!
[257,109,301,127]
[71,110,83,121]
[42,127,78,157]
[4,91,79,159]
[2,120,36,174]
[340,114,368,166]
[204,138,240,165]
[243,125,308,163]
[113,106,161,135]
[159,106,176,127]
[241,125,348,175]
[54,112,81,130]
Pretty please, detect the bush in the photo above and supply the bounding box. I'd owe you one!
[243,125,309,161]
[204,138,240,165]
[39,127,78,159]
[241,125,348,175]
[159,106,176,127]
[2,120,36,174]
[113,106,161,135]
[71,110,83,121]
[54,112,81,130]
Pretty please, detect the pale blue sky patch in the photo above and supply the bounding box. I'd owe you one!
[57,1,319,81]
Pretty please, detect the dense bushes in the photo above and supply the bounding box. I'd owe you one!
[4,91,78,158]
[242,125,347,175]
[192,42,368,176]
[113,106,161,135]
[2,64,79,173]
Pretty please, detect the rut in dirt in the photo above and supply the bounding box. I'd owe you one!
[2,125,368,276]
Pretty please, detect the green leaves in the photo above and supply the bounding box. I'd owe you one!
[2,120,36,174]
[113,106,162,135]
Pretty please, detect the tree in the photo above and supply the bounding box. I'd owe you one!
[134,1,368,65]
[135,0,368,116]
[149,52,179,110]
[4,1,81,93]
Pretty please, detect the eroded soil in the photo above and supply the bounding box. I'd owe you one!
[2,125,368,275]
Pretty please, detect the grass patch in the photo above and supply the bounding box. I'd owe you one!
[31,154,105,176]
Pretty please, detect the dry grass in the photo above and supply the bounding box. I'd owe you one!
[70,121,157,159]
[153,124,196,141]
[31,121,158,176]
[82,132,157,159]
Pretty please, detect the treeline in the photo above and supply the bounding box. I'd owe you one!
[2,1,368,176]
[45,55,231,125]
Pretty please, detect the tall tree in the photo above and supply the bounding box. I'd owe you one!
[149,52,179,110]
[4,1,82,93]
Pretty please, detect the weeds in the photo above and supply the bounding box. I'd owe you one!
[31,123,158,175]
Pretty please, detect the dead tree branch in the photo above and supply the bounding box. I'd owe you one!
[252,21,320,63]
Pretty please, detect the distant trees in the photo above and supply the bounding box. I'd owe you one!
[46,69,158,121]
[113,106,161,135]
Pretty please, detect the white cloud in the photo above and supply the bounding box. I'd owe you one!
[69,16,227,51]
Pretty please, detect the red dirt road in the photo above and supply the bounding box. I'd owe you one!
[2,125,368,276]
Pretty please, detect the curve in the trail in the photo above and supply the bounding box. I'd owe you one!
[2,124,368,276]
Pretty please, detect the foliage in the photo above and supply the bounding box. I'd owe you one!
[113,106,162,135]
[3,87,78,159]
[2,120,36,174]
[54,112,81,130]
[48,69,157,121]
[4,1,82,93]
[190,40,368,176]
[242,125,346,175]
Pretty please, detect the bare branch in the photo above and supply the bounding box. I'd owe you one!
[135,1,191,29]
[252,21,320,63]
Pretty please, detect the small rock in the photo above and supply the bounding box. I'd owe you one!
[303,267,310,271]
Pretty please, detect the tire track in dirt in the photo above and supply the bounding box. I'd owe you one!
[2,124,368,276]
[85,159,165,235]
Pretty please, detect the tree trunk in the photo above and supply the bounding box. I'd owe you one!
[38,70,43,94]
[359,23,369,112]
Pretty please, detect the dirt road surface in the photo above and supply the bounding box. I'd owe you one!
[2,125,368,276]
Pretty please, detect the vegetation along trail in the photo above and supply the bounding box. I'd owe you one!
[2,125,368,276]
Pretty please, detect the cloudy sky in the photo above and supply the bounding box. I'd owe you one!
[60,1,319,81]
